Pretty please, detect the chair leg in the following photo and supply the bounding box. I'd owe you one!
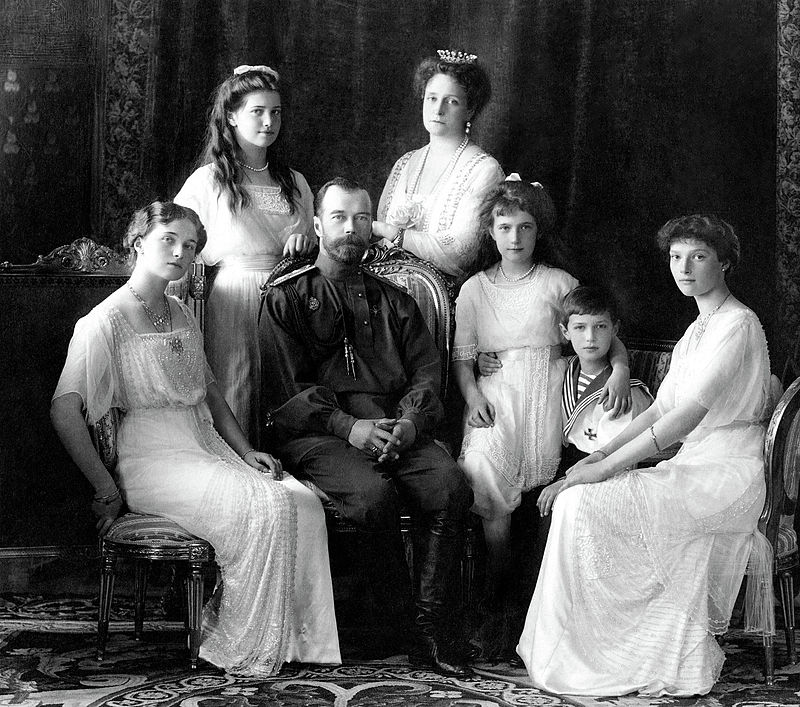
[779,569,797,664]
[764,634,775,685]
[97,554,116,661]
[186,561,205,669]
[133,560,149,641]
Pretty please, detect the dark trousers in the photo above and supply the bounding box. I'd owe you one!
[280,436,471,533]
[280,435,472,648]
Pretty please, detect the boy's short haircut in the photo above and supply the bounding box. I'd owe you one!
[562,286,619,326]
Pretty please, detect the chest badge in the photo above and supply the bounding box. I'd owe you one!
[308,296,320,311]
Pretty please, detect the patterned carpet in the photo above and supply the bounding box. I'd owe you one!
[1,595,799,707]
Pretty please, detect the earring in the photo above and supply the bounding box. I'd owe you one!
[465,121,471,136]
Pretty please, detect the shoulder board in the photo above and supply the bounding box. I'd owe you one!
[270,263,317,287]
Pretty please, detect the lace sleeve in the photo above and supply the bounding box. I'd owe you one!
[52,307,118,424]
[453,275,479,361]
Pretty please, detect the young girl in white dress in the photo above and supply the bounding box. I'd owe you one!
[519,214,774,696]
[175,65,316,440]
[50,202,339,677]
[453,176,631,660]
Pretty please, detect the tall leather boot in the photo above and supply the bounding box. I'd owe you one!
[408,511,472,677]
[356,532,414,656]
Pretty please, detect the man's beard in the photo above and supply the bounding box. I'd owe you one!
[326,235,367,264]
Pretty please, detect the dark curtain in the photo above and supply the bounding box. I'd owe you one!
[451,0,776,343]
[151,0,450,200]
[151,0,775,345]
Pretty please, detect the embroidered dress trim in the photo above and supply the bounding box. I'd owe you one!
[452,343,477,361]
[436,151,493,245]
[250,186,291,215]
[477,268,545,311]
[191,412,298,676]
[460,344,560,489]
[379,151,415,222]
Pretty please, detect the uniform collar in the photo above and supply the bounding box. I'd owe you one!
[315,251,362,281]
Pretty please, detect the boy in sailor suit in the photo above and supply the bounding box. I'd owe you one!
[559,286,653,473]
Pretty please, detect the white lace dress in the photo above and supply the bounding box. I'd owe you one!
[378,144,504,284]
[517,306,772,696]
[53,300,340,676]
[175,164,315,439]
[454,266,579,518]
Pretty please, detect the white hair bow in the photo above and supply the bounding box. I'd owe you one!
[233,64,278,78]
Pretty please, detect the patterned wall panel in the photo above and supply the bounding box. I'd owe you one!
[777,0,800,369]
[98,0,160,244]
[0,0,103,262]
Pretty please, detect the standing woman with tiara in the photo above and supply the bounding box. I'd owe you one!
[373,50,505,287]
[175,65,316,441]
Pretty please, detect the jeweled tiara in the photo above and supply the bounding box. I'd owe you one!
[436,49,478,65]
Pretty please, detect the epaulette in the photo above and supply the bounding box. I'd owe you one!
[269,263,317,287]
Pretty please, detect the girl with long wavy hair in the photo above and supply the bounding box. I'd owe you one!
[175,65,315,440]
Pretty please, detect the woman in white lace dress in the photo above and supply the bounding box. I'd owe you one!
[51,202,339,677]
[175,65,316,440]
[518,214,774,696]
[372,50,504,287]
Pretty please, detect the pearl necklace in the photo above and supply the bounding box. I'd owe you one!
[236,158,269,172]
[693,293,730,341]
[499,262,536,282]
[410,135,469,196]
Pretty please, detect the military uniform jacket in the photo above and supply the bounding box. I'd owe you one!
[259,258,444,448]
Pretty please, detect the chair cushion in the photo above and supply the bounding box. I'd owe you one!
[777,523,797,559]
[105,513,209,548]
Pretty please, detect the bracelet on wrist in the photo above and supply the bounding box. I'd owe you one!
[241,449,256,460]
[649,425,662,453]
[93,488,120,504]
[595,449,609,459]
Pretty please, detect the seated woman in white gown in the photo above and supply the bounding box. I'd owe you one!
[50,202,340,677]
[517,214,774,697]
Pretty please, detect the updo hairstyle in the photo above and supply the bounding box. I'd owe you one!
[124,201,207,265]
[656,214,740,274]
[413,55,492,119]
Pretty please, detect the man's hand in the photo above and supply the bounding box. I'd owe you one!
[376,418,417,462]
[348,418,401,460]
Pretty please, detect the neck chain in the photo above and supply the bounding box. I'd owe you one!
[410,135,469,196]
[693,292,730,341]
[499,262,536,283]
[236,158,269,172]
[128,284,172,332]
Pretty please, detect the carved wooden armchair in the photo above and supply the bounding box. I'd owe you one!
[759,375,800,684]
[263,243,474,602]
